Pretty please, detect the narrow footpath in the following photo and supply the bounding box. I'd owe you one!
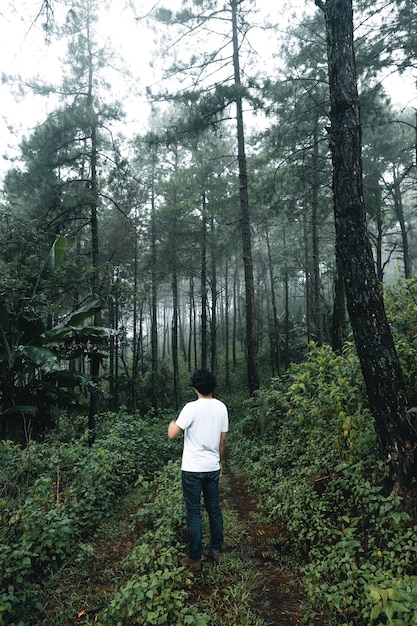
[205,464,305,626]
[63,463,305,626]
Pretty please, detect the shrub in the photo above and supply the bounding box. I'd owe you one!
[0,409,180,626]
[100,544,210,626]
[230,340,417,625]
[100,460,211,626]
[385,277,417,405]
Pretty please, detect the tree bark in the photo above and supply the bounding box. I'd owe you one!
[224,260,231,390]
[303,210,313,344]
[201,193,208,370]
[392,165,411,279]
[232,264,238,370]
[331,245,346,352]
[172,266,180,410]
[210,211,218,376]
[283,262,290,372]
[85,9,100,442]
[151,171,158,414]
[131,215,139,413]
[231,0,259,394]
[266,226,281,376]
[109,269,120,411]
[188,275,195,371]
[312,121,323,345]
[87,125,100,442]
[317,0,417,484]
[375,200,384,283]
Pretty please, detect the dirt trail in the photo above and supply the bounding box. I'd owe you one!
[67,464,305,626]
[219,466,305,626]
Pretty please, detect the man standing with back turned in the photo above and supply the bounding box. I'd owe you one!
[168,369,229,572]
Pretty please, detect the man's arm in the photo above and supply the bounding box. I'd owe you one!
[219,431,227,476]
[168,420,183,440]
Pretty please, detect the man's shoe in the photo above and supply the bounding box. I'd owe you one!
[180,555,202,571]
[203,548,221,562]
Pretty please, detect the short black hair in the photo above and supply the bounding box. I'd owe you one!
[191,369,216,396]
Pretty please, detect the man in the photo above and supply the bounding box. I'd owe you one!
[168,369,229,572]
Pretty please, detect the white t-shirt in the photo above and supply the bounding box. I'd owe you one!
[176,397,229,472]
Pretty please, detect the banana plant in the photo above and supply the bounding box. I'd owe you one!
[0,236,115,441]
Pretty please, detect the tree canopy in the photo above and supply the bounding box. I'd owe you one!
[1,0,417,481]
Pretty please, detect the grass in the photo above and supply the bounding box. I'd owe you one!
[37,465,299,626]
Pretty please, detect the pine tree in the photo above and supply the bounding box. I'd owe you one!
[316,0,417,485]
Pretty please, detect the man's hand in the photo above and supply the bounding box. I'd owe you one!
[219,432,227,477]
[168,420,183,440]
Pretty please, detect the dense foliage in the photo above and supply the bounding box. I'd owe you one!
[2,1,417,619]
[2,279,417,625]
[0,410,181,625]
[0,410,267,626]
[230,306,417,624]
[2,0,417,415]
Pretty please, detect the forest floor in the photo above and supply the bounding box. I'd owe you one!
[217,464,305,626]
[51,462,306,626]
[192,469,303,626]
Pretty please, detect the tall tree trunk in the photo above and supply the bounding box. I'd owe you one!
[317,0,417,484]
[283,263,290,371]
[170,144,180,409]
[87,126,102,436]
[232,263,238,370]
[302,214,313,344]
[88,135,100,441]
[225,260,231,390]
[188,276,195,371]
[138,303,144,374]
[331,245,346,352]
[151,173,158,414]
[172,265,180,410]
[109,269,119,411]
[312,122,323,345]
[162,308,167,360]
[210,211,217,376]
[201,193,208,370]
[86,12,100,443]
[266,226,281,376]
[231,0,259,394]
[375,202,384,283]
[193,282,198,371]
[131,218,139,413]
[392,165,411,279]
[281,224,290,370]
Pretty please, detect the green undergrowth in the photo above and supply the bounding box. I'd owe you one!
[0,409,181,625]
[4,279,417,626]
[42,462,268,626]
[1,408,269,626]
[230,341,417,626]
[94,465,266,626]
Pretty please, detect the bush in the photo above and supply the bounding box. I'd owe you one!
[230,341,417,625]
[100,460,211,626]
[385,277,417,406]
[0,409,180,626]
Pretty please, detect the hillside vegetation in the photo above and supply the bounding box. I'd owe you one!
[1,281,417,625]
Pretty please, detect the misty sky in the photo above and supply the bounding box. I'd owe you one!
[0,0,415,181]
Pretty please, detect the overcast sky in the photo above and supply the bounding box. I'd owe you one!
[0,0,415,183]
[0,1,152,167]
[0,1,282,174]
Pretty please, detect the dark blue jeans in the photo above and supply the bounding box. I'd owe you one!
[181,470,223,560]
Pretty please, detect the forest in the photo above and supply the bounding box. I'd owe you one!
[1,0,417,624]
